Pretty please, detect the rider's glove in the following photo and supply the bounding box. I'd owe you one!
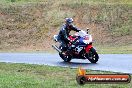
[67,38,72,43]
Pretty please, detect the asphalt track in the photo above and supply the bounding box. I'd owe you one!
[0,53,132,74]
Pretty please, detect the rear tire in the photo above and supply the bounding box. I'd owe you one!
[86,47,99,63]
[59,53,72,62]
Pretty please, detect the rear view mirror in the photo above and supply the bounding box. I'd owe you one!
[86,28,90,34]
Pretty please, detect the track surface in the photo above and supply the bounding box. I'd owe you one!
[0,53,132,73]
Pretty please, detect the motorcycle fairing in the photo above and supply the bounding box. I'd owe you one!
[85,44,92,53]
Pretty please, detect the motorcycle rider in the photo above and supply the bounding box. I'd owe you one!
[57,18,81,51]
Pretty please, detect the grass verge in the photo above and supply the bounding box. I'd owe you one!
[95,44,132,54]
[0,62,131,88]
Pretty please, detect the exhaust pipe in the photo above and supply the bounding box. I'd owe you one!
[52,45,62,53]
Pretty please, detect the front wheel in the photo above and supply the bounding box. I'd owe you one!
[59,53,72,62]
[85,47,99,63]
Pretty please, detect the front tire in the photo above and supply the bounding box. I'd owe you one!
[59,53,72,62]
[86,47,99,63]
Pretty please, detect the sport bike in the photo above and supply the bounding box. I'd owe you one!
[52,29,99,63]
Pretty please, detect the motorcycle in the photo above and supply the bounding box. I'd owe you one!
[52,29,99,63]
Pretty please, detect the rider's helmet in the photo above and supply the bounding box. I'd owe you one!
[65,18,73,26]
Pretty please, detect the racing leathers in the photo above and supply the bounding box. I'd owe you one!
[58,24,80,51]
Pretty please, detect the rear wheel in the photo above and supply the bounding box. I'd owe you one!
[86,47,99,63]
[59,52,72,62]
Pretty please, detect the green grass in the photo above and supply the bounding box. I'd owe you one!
[96,45,132,54]
[0,62,131,88]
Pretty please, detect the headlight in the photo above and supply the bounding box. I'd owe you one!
[83,40,90,44]
[53,35,58,42]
